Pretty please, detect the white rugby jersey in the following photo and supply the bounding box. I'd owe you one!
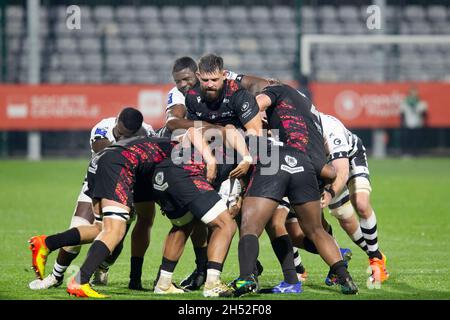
[89,117,155,154]
[320,113,359,160]
[166,87,186,110]
[165,70,241,111]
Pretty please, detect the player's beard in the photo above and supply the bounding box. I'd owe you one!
[200,86,223,103]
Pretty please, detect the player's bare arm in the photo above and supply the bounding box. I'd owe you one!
[255,93,273,112]
[222,125,253,178]
[321,158,349,208]
[184,127,217,183]
[91,138,112,154]
[166,104,226,133]
[241,74,281,95]
[165,104,193,131]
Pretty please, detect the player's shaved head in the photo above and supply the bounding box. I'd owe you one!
[117,107,144,135]
[172,56,197,73]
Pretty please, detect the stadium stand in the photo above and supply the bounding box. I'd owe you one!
[4,3,450,84]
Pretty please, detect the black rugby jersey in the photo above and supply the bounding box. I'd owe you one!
[261,84,327,174]
[184,79,260,129]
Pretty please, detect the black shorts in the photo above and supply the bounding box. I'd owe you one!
[152,159,226,225]
[86,149,155,208]
[246,147,320,205]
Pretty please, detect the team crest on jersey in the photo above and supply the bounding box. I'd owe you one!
[334,138,342,145]
[281,155,304,174]
[285,155,297,167]
[153,172,168,191]
[241,102,250,111]
[167,93,173,104]
[197,96,201,103]
[155,172,164,185]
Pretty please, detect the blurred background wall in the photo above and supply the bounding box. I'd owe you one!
[1,0,449,158]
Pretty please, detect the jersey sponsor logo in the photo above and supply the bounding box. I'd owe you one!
[94,127,107,137]
[88,153,101,174]
[153,172,169,191]
[210,112,218,120]
[281,164,304,174]
[334,138,342,145]
[167,93,173,104]
[241,102,250,111]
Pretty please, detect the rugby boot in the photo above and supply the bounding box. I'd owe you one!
[180,268,206,291]
[271,281,303,294]
[325,248,352,286]
[255,259,264,276]
[298,270,308,282]
[29,273,62,290]
[339,275,359,295]
[369,252,389,283]
[128,278,144,290]
[28,235,50,280]
[154,282,185,294]
[232,275,259,297]
[67,278,109,298]
[91,267,109,286]
[203,280,234,297]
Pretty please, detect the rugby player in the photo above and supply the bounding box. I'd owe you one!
[150,127,247,297]
[165,55,266,290]
[232,84,358,296]
[28,108,155,291]
[65,126,214,298]
[287,113,389,285]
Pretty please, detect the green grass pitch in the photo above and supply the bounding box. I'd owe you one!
[0,158,449,300]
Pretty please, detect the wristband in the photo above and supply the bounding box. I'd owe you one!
[242,155,253,163]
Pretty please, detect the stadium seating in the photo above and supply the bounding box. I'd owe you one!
[5,4,450,83]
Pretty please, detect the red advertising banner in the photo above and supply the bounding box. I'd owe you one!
[0,84,173,130]
[1,82,449,130]
[310,82,450,128]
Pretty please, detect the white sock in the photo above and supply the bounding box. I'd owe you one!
[52,262,68,280]
[206,268,221,285]
[157,270,173,290]
[350,227,369,254]
[360,211,379,254]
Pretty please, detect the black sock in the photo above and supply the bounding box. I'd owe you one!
[293,249,305,274]
[56,248,79,267]
[52,249,79,281]
[129,256,144,281]
[206,261,223,272]
[271,235,298,284]
[45,228,81,252]
[368,250,382,260]
[238,234,259,278]
[103,236,124,268]
[161,257,178,273]
[78,240,111,284]
[194,246,208,273]
[303,236,319,254]
[330,260,350,285]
